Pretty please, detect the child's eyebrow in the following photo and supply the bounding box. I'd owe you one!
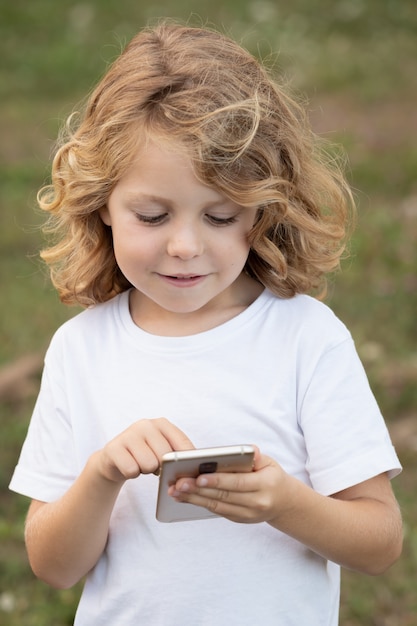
[124,192,237,212]
[124,193,169,207]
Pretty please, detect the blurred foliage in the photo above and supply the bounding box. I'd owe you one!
[1,1,416,624]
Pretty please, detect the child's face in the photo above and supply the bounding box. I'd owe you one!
[101,140,259,333]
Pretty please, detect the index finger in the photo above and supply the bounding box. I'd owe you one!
[154,417,195,451]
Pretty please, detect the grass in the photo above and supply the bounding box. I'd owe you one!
[1,0,416,623]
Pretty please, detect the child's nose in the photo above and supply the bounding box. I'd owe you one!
[166,223,204,259]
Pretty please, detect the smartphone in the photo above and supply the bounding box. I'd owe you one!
[156,444,255,523]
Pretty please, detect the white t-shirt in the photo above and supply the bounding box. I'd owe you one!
[9,289,401,625]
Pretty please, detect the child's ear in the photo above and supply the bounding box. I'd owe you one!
[99,205,112,226]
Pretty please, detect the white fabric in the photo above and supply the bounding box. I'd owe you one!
[9,289,401,625]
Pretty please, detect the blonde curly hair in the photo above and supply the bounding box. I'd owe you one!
[39,20,354,307]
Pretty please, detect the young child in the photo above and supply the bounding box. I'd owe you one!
[10,20,402,625]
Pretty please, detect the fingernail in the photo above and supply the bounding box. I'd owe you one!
[197,477,208,487]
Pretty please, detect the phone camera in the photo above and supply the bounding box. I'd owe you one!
[199,461,218,474]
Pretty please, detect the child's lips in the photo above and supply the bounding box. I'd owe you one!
[158,273,206,287]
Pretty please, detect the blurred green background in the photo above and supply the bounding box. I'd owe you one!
[1,1,416,624]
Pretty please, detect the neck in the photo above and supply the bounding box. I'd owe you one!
[129,276,263,337]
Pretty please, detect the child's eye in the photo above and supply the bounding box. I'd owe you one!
[135,213,167,225]
[206,214,238,226]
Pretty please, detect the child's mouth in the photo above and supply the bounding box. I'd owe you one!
[160,274,205,287]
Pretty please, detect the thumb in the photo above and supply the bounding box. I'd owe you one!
[252,446,276,471]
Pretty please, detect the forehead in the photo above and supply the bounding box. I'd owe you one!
[122,131,195,171]
[118,138,194,183]
[111,137,229,206]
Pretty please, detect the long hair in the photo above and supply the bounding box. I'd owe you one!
[39,20,354,306]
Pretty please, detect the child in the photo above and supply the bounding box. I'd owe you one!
[10,20,402,625]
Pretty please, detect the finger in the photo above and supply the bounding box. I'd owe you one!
[252,449,275,471]
[153,417,195,452]
[127,419,194,474]
[174,480,279,524]
[195,470,257,493]
[124,441,160,475]
[100,444,142,481]
[118,449,142,479]
[172,488,256,522]
[124,423,163,473]
[172,478,255,508]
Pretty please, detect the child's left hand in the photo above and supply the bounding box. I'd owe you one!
[168,446,287,524]
[168,444,403,575]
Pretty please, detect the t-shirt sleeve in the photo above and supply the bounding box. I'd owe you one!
[299,336,401,495]
[9,343,78,502]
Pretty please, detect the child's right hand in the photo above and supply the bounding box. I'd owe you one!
[95,418,194,484]
[25,418,194,589]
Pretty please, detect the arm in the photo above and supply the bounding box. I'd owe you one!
[170,449,403,575]
[25,418,194,589]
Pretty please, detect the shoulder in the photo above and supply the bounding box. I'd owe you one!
[46,291,129,359]
[261,290,351,346]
